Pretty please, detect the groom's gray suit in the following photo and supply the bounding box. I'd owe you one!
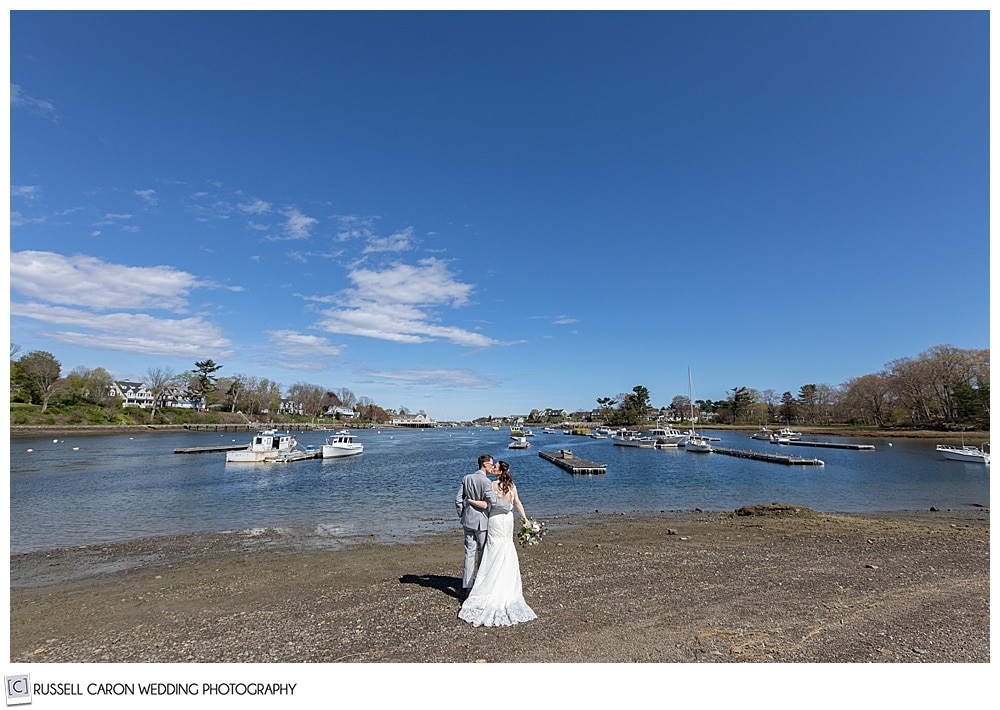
[456,467,493,591]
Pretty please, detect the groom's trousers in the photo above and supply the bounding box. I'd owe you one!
[462,527,488,589]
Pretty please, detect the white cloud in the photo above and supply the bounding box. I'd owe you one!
[11,185,41,200]
[9,302,232,357]
[349,258,472,307]
[272,207,317,240]
[10,250,205,312]
[266,330,344,357]
[238,199,272,215]
[358,366,500,389]
[11,84,59,122]
[314,258,500,347]
[10,212,45,227]
[135,189,157,205]
[362,227,415,254]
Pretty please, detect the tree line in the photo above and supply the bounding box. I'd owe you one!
[594,345,988,430]
[8,346,398,423]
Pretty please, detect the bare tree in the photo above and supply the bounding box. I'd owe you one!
[143,366,175,422]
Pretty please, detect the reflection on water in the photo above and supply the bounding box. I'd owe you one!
[8,427,989,553]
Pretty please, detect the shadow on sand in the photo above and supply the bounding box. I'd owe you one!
[399,573,464,601]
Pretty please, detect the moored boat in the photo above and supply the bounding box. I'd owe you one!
[226,430,298,463]
[751,427,774,441]
[651,425,687,447]
[508,436,531,449]
[936,443,989,464]
[612,429,656,448]
[683,368,713,453]
[322,430,364,458]
[778,428,803,440]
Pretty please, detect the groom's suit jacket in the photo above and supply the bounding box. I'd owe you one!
[456,471,492,532]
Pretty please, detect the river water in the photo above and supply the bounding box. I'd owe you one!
[7,426,990,554]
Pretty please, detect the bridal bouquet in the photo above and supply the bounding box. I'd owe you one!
[517,518,549,547]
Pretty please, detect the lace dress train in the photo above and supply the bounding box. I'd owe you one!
[458,508,536,627]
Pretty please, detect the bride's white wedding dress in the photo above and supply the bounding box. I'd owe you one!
[458,496,537,627]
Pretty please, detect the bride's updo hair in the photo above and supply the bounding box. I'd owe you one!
[496,460,513,494]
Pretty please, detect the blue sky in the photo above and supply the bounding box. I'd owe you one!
[8,10,990,421]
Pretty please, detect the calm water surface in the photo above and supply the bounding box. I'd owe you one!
[8,427,990,554]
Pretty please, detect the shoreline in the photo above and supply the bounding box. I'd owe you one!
[9,507,989,663]
[9,423,989,440]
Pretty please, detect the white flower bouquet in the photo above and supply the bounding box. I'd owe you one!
[517,518,549,547]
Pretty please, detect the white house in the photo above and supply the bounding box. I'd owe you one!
[325,406,359,419]
[108,380,202,409]
[390,412,436,428]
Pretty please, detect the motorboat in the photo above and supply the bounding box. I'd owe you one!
[651,426,688,448]
[523,428,536,437]
[508,436,531,449]
[611,429,656,448]
[936,443,989,464]
[226,430,298,462]
[751,427,774,441]
[542,427,558,434]
[509,427,525,438]
[778,428,803,440]
[322,430,364,458]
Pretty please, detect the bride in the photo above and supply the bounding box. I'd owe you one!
[458,460,537,627]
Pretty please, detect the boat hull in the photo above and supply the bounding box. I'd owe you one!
[322,445,363,458]
[936,445,989,464]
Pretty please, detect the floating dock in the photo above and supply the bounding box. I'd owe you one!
[538,449,607,474]
[271,449,322,463]
[174,444,249,454]
[712,446,825,466]
[776,440,875,451]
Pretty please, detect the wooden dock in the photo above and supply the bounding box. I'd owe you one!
[272,449,322,463]
[538,449,607,474]
[777,440,875,451]
[174,444,248,454]
[713,446,825,466]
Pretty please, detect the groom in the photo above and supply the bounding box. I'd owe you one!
[455,454,496,598]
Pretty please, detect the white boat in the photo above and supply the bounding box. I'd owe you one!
[936,443,989,464]
[226,430,298,462]
[751,427,774,441]
[322,430,364,458]
[683,368,713,453]
[651,426,688,447]
[778,428,803,440]
[508,436,531,449]
[523,428,536,437]
[542,427,558,434]
[612,429,656,448]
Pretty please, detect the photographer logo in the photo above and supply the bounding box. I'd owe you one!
[4,676,31,706]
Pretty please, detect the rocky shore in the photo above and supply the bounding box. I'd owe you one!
[9,506,989,664]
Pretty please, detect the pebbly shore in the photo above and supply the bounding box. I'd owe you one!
[8,506,989,664]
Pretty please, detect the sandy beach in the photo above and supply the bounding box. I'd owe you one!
[9,505,988,664]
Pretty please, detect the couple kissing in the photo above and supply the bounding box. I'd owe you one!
[454,454,537,627]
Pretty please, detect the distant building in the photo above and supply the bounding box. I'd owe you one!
[278,399,303,415]
[325,405,359,419]
[390,412,436,428]
[108,380,202,409]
